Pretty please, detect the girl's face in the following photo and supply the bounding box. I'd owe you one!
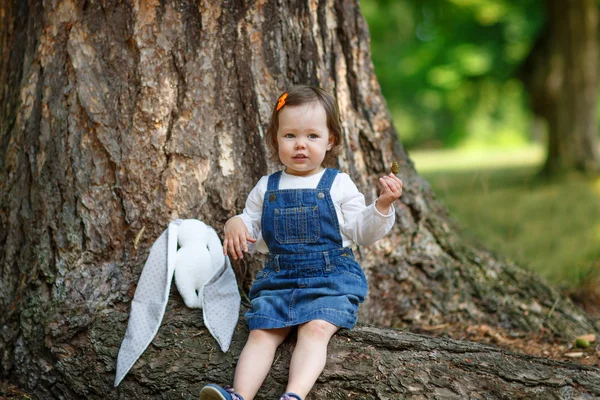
[276,102,334,177]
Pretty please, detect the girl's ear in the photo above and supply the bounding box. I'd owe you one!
[327,134,335,151]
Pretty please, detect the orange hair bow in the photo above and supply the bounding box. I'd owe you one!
[276,93,288,111]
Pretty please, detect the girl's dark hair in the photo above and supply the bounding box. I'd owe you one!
[265,85,342,167]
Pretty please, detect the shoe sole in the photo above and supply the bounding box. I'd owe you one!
[199,386,227,400]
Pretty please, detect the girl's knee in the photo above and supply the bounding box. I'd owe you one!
[298,320,338,341]
[248,327,290,347]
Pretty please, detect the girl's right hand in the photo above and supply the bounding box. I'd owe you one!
[223,217,257,260]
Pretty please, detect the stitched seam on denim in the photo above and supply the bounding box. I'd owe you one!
[270,247,349,258]
[246,315,288,324]
[301,206,306,240]
[308,308,357,316]
[331,266,364,279]
[325,193,341,241]
[248,315,354,329]
[293,313,356,322]
[289,289,297,322]
[266,189,321,194]
[313,206,320,240]
[261,191,270,250]
[339,271,366,282]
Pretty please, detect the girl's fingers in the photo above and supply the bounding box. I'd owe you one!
[225,231,256,259]
[229,237,239,259]
[385,175,403,192]
[381,176,402,198]
[236,233,247,253]
[246,233,257,243]
[234,235,244,259]
[380,176,390,188]
[223,238,229,256]
[387,174,403,187]
[380,177,393,193]
[238,236,246,258]
[228,239,237,260]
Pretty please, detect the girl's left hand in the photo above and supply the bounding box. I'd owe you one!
[376,173,403,214]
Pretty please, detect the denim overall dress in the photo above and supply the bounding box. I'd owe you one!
[245,168,368,330]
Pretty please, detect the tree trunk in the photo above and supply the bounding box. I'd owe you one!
[520,0,600,177]
[71,304,600,399]
[0,0,597,398]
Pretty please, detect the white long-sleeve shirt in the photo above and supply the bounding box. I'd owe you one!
[236,169,395,254]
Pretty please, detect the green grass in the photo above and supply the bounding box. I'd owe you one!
[410,145,600,290]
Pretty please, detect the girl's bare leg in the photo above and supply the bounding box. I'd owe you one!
[285,320,338,398]
[234,327,291,400]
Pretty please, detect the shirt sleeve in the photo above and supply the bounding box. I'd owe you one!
[337,174,395,246]
[235,176,267,253]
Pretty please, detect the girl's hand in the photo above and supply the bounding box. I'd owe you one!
[223,217,256,260]
[376,173,403,214]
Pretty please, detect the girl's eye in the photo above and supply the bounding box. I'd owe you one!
[284,133,295,139]
[308,134,318,139]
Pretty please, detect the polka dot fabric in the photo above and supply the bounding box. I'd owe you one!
[114,220,240,387]
[203,256,240,352]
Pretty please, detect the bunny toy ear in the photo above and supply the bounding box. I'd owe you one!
[202,255,240,352]
[114,220,181,387]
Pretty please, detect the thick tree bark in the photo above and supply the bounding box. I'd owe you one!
[0,0,598,398]
[520,0,600,176]
[72,303,600,400]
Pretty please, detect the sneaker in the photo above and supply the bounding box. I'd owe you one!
[199,384,245,400]
[280,393,302,400]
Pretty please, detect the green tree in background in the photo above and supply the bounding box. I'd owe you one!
[521,0,600,177]
[362,0,543,150]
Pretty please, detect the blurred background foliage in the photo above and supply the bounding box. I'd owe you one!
[361,0,600,304]
[362,0,544,150]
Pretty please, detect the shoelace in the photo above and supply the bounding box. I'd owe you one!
[224,386,243,400]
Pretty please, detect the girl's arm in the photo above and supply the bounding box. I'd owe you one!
[223,177,266,259]
[337,173,400,246]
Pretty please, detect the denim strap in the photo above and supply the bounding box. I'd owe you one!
[316,168,339,190]
[267,171,283,191]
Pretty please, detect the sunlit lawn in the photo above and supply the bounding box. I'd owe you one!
[410,145,600,290]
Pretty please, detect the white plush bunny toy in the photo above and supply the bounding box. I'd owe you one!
[175,219,225,308]
[114,218,240,387]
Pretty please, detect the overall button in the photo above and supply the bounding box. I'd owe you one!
[269,194,276,201]
[317,192,325,199]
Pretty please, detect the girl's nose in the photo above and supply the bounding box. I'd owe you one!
[295,140,306,149]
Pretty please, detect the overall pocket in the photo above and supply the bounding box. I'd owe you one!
[274,206,320,244]
[333,261,368,290]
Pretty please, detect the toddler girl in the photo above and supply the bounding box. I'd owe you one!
[200,85,403,400]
